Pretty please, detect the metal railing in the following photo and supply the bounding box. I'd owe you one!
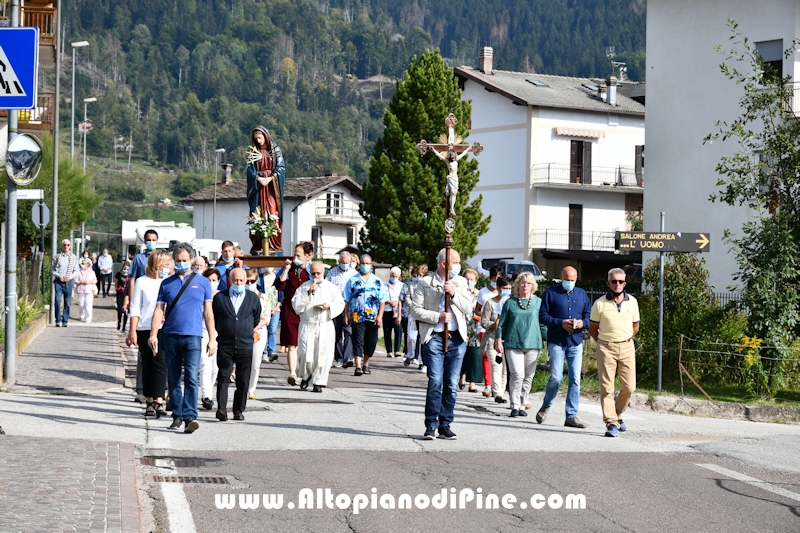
[315,198,364,224]
[16,92,54,130]
[530,229,616,252]
[532,163,642,187]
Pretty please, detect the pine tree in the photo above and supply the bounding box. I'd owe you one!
[360,50,490,269]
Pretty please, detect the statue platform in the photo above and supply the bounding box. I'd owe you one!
[240,255,289,268]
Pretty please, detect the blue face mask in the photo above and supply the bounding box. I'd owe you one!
[490,281,497,289]
[145,241,157,251]
[230,283,245,295]
[175,261,191,274]
[122,269,129,275]
[246,283,257,292]
[500,289,511,298]
[221,256,234,264]
[159,268,170,278]
[562,280,576,292]
[339,263,349,271]
[389,277,398,284]
[411,277,418,282]
[360,264,371,274]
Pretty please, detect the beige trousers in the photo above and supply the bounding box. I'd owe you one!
[596,339,636,427]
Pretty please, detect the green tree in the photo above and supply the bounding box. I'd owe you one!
[704,20,800,393]
[360,50,489,268]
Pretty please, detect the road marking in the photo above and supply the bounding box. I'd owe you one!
[150,434,170,449]
[696,464,800,502]
[156,463,197,532]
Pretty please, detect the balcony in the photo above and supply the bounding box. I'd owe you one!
[532,163,642,189]
[315,197,364,225]
[0,1,56,46]
[531,229,616,252]
[0,91,54,130]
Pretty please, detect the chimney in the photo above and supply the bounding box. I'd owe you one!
[479,47,493,74]
[606,76,617,106]
[221,163,233,184]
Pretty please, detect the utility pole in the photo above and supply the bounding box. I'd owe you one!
[5,0,20,383]
[51,0,62,324]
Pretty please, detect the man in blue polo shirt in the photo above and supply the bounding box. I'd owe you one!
[537,266,592,428]
[149,243,216,434]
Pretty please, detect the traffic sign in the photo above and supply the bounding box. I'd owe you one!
[32,200,49,228]
[615,231,710,253]
[0,27,39,110]
[17,188,44,200]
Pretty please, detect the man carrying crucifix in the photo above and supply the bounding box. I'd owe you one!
[409,248,472,441]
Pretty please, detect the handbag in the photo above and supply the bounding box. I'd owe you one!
[92,285,99,296]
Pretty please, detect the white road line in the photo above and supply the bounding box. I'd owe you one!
[696,463,800,502]
[157,464,197,533]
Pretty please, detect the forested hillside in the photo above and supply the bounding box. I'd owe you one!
[63,0,646,186]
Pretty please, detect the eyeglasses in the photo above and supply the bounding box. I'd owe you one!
[246,279,258,284]
[609,280,626,285]
[62,244,70,247]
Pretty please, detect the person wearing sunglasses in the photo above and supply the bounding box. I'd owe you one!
[589,268,640,438]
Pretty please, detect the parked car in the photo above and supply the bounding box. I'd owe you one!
[497,260,546,281]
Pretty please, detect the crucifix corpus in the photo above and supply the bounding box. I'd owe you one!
[417,113,483,350]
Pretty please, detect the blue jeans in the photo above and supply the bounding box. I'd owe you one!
[422,332,466,430]
[542,343,583,418]
[163,334,202,421]
[53,279,74,324]
[264,309,280,354]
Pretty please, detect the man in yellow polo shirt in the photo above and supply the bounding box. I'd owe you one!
[589,267,640,437]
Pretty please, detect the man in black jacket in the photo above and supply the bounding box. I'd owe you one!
[213,268,264,421]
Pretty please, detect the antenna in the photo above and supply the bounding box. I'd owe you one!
[606,46,616,78]
[612,61,627,81]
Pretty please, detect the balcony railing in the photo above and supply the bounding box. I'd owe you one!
[14,91,54,130]
[532,163,642,188]
[315,198,364,224]
[531,229,617,252]
[0,3,56,46]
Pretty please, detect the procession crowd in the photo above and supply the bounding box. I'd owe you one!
[50,233,640,439]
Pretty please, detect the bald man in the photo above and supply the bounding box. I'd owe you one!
[292,261,345,392]
[212,267,263,421]
[537,266,592,428]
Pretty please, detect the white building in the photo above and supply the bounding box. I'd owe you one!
[455,48,645,279]
[183,170,364,258]
[645,0,798,290]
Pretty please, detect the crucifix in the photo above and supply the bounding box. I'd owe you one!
[417,113,483,350]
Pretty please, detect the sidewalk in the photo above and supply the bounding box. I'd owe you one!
[0,296,141,533]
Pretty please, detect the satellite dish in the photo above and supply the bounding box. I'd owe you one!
[5,133,43,186]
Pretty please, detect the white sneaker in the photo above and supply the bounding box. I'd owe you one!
[419,365,426,373]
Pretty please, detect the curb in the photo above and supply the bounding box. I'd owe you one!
[0,310,49,382]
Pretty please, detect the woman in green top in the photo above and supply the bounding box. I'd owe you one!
[494,272,547,417]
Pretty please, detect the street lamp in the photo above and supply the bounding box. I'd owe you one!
[81,97,97,254]
[213,148,225,239]
[70,40,89,160]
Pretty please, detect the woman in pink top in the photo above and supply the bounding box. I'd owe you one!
[75,258,98,323]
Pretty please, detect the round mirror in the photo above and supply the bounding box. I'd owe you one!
[5,133,44,186]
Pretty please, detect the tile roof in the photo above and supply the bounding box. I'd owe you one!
[455,67,645,116]
[182,175,362,203]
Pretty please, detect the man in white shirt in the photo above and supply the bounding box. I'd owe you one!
[98,249,114,297]
[51,239,79,327]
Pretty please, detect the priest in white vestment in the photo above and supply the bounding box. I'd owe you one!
[292,261,345,392]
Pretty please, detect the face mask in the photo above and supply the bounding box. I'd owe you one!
[145,241,157,251]
[222,256,234,264]
[500,289,511,298]
[81,264,89,270]
[449,264,461,278]
[230,283,245,295]
[411,277,418,282]
[175,261,191,274]
[246,283,257,292]
[122,269,129,275]
[490,281,497,289]
[293,257,305,267]
[312,277,323,285]
[102,253,108,257]
[83,254,89,258]
[389,277,398,284]
[562,280,576,292]
[360,264,371,274]
[159,268,170,278]
[210,281,219,291]
[467,281,476,290]
[339,263,349,271]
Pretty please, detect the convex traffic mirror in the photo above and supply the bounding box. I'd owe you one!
[5,133,43,186]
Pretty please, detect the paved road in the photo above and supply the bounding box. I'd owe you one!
[1,297,799,532]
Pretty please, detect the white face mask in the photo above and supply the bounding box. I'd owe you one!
[210,281,219,291]
[293,257,305,267]
[467,280,476,290]
[449,263,461,278]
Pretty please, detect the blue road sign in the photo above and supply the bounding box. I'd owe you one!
[0,27,39,110]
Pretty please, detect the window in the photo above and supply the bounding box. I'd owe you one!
[756,39,783,83]
[635,145,645,185]
[569,204,583,250]
[311,226,322,254]
[326,192,341,215]
[570,140,592,184]
[347,226,357,246]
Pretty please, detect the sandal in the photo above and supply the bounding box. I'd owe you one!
[155,402,167,418]
[144,401,156,417]
[362,366,371,375]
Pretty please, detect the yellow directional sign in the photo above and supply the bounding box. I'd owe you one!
[615,232,711,253]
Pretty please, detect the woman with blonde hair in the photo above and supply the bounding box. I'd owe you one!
[75,257,98,322]
[128,250,171,418]
[494,272,547,417]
